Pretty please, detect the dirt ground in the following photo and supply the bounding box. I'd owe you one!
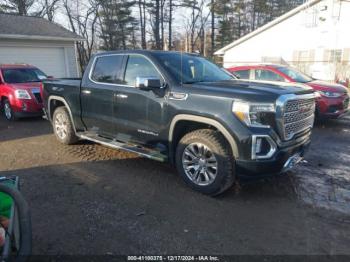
[0,114,350,256]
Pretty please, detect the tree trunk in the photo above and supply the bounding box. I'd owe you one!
[168,0,172,50]
[211,0,215,57]
[154,0,161,49]
[138,0,146,49]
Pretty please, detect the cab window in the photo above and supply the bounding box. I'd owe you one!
[91,55,124,84]
[124,55,162,86]
[254,69,285,82]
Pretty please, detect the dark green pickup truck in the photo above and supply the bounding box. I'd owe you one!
[42,50,316,195]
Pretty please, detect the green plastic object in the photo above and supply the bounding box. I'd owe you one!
[0,180,14,219]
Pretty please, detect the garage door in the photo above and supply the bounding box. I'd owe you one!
[0,46,67,78]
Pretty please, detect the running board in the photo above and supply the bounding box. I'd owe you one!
[79,134,168,162]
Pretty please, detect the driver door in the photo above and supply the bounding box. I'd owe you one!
[112,54,167,145]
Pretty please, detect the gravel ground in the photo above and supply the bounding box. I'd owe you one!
[0,115,350,256]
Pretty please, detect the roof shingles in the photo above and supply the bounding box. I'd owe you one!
[0,13,84,41]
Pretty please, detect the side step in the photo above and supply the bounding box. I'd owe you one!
[79,134,168,162]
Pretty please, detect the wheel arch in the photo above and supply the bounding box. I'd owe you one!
[168,114,239,163]
[48,96,77,133]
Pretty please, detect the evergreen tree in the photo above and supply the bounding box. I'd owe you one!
[98,0,138,50]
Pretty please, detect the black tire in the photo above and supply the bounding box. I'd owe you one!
[176,129,235,196]
[52,106,79,145]
[3,98,16,121]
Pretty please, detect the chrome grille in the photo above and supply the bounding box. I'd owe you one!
[282,97,315,140]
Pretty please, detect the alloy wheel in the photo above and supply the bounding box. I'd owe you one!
[4,103,12,120]
[182,142,218,186]
[54,113,68,140]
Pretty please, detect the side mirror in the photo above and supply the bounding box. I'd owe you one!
[136,77,162,90]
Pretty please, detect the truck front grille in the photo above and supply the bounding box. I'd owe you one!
[277,95,315,141]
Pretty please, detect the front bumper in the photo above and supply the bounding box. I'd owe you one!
[236,130,311,179]
[11,99,43,117]
[316,95,349,119]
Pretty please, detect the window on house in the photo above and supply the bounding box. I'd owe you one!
[304,6,319,28]
[298,51,310,62]
[329,50,342,63]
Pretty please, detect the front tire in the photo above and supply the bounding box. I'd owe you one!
[52,107,78,145]
[3,99,16,121]
[176,129,235,196]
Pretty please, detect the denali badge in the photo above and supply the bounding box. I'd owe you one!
[137,129,159,137]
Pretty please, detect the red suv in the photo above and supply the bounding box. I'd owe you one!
[0,64,47,120]
[229,64,350,119]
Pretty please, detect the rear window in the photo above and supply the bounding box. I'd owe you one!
[91,55,124,84]
[2,68,47,83]
[234,69,250,80]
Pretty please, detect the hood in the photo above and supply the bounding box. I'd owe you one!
[189,79,314,98]
[8,82,42,91]
[307,80,348,93]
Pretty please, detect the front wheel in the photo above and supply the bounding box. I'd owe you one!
[3,99,16,121]
[176,129,235,196]
[52,106,78,145]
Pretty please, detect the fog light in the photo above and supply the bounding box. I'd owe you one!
[251,135,277,160]
[22,102,27,111]
[255,138,262,154]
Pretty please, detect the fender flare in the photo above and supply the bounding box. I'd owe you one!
[169,114,239,158]
[48,95,77,132]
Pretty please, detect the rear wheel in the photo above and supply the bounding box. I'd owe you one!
[3,99,16,121]
[52,106,78,145]
[176,129,235,196]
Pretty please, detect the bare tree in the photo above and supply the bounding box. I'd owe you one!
[150,0,162,49]
[1,0,34,15]
[63,0,99,71]
[35,0,60,21]
[181,0,207,53]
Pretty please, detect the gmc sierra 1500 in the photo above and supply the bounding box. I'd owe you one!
[42,50,316,195]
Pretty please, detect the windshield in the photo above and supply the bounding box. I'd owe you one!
[2,68,47,84]
[277,67,313,83]
[154,53,234,84]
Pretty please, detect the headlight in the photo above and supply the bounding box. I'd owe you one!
[232,101,275,127]
[15,90,31,99]
[319,91,342,98]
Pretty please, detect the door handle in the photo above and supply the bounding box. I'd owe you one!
[115,94,128,99]
[82,89,91,94]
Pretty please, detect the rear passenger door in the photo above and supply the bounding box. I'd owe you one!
[81,54,126,137]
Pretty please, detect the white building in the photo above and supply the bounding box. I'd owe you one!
[0,14,84,78]
[215,0,350,82]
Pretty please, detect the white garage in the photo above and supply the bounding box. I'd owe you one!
[0,14,84,78]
